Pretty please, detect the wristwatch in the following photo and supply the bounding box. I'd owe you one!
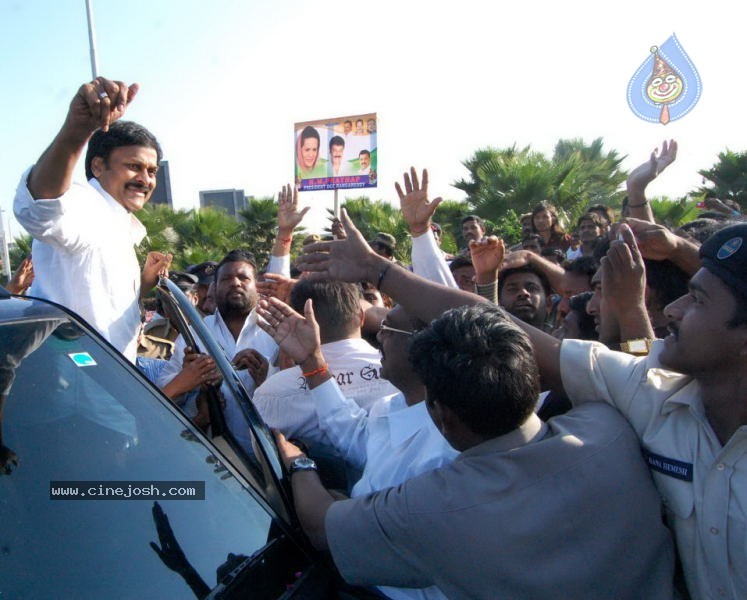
[619,338,653,356]
[289,456,317,475]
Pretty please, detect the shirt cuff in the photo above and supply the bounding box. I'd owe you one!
[266,254,291,278]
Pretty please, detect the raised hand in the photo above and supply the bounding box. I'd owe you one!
[627,139,678,191]
[395,167,443,236]
[601,224,646,312]
[296,208,382,283]
[500,249,532,270]
[6,255,34,295]
[623,218,680,261]
[330,217,347,240]
[66,77,140,135]
[256,273,297,303]
[469,236,505,282]
[141,251,173,293]
[257,297,321,366]
[277,184,310,233]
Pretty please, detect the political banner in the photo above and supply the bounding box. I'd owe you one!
[294,113,377,191]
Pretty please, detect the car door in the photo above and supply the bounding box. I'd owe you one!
[0,291,338,599]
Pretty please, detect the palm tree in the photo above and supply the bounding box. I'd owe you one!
[649,196,701,229]
[454,138,628,241]
[696,149,747,208]
[337,197,412,262]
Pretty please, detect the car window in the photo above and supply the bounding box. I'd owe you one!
[0,313,307,598]
[155,279,292,523]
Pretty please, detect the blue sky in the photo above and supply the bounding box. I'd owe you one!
[1,0,745,239]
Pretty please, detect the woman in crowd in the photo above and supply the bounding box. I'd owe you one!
[532,201,571,252]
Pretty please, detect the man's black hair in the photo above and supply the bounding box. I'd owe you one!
[409,304,538,438]
[576,212,605,229]
[498,264,551,298]
[290,279,362,343]
[644,259,689,312]
[85,120,162,180]
[449,255,473,273]
[541,247,565,264]
[522,233,544,247]
[215,249,257,283]
[329,135,345,151]
[586,204,615,225]
[359,149,371,158]
[568,291,598,340]
[676,218,724,244]
[461,214,484,227]
[566,255,599,282]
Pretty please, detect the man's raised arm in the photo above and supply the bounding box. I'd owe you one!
[27,77,139,200]
[296,206,566,396]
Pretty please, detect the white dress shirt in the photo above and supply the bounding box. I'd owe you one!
[410,231,457,288]
[311,378,457,600]
[252,337,398,444]
[14,170,145,362]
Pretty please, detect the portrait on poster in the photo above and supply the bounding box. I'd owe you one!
[294,113,377,191]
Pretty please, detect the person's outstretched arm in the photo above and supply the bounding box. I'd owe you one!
[297,209,566,396]
[625,139,677,223]
[267,184,310,277]
[397,167,455,287]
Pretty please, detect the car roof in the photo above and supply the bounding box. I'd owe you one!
[0,292,73,323]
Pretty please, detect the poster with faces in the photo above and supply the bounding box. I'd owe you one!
[294,112,377,192]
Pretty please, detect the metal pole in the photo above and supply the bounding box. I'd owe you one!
[85,0,99,79]
[334,189,340,219]
[0,208,11,281]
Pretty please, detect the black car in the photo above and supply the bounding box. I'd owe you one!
[0,281,378,599]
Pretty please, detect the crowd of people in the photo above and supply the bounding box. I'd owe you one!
[7,76,747,599]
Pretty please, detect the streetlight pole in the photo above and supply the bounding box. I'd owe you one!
[85,0,99,79]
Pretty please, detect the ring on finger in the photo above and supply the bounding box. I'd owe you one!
[98,90,109,99]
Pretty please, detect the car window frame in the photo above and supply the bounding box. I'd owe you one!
[156,278,295,526]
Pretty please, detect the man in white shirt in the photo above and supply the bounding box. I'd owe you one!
[253,279,397,445]
[258,298,456,600]
[14,76,171,362]
[158,250,278,451]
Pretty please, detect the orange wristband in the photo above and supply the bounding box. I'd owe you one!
[302,364,328,378]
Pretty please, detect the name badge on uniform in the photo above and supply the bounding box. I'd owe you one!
[642,448,693,482]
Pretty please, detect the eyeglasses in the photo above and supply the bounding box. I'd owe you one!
[379,320,413,337]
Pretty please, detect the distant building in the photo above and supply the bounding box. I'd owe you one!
[199,188,247,218]
[150,160,173,207]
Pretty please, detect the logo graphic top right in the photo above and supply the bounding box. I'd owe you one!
[627,33,702,125]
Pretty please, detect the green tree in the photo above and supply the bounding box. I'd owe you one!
[454,137,628,243]
[336,197,411,262]
[238,196,283,268]
[137,205,245,269]
[429,199,473,255]
[696,149,747,209]
[649,196,702,229]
